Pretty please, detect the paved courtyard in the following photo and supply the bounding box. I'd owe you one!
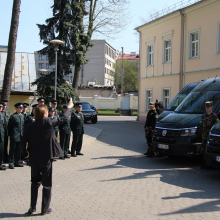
[1,116,220,220]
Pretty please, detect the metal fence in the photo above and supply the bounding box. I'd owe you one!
[147,0,203,23]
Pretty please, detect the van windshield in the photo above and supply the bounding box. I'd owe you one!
[166,94,187,111]
[175,91,220,114]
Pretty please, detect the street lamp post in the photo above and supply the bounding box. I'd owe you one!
[49,39,65,99]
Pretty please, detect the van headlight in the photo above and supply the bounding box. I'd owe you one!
[180,128,197,136]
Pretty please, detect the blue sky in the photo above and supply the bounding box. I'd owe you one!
[0,0,182,54]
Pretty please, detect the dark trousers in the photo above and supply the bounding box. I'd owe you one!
[9,141,21,165]
[31,160,52,212]
[71,134,83,153]
[200,139,207,164]
[145,127,154,156]
[0,140,4,166]
[55,130,58,138]
[60,132,70,156]
[3,132,8,162]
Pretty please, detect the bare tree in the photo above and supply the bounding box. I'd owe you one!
[72,0,130,90]
[2,0,21,101]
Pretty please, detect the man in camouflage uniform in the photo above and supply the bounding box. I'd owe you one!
[200,101,219,169]
[144,102,158,157]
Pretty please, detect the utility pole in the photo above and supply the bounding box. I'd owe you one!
[121,47,124,96]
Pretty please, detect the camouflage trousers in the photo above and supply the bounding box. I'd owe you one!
[145,127,154,156]
[200,139,207,163]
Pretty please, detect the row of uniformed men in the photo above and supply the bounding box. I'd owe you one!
[0,97,84,170]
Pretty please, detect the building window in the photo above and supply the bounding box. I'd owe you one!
[46,55,49,60]
[162,89,170,108]
[148,45,154,66]
[39,54,45,60]
[188,28,200,59]
[146,89,152,110]
[39,63,44,68]
[217,22,220,54]
[164,40,171,62]
[46,63,49,69]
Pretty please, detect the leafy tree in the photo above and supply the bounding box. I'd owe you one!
[2,0,21,101]
[111,59,138,91]
[31,72,79,110]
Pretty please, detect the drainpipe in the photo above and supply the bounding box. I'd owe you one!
[137,31,141,121]
[180,10,185,90]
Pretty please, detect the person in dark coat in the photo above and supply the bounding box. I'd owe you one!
[59,105,71,159]
[8,102,25,169]
[20,101,73,215]
[25,104,38,126]
[0,102,6,170]
[22,103,30,120]
[48,107,59,138]
[2,100,10,163]
[70,102,84,157]
[144,102,158,157]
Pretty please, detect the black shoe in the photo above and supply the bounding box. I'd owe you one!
[27,207,36,215]
[41,208,52,215]
[0,166,6,170]
[68,150,71,154]
[59,157,65,160]
[76,152,84,155]
[9,164,14,169]
[51,159,57,162]
[71,154,77,157]
[64,155,70,159]
[14,163,24,167]
[144,152,149,156]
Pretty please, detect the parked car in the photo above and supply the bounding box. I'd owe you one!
[80,101,97,124]
[90,105,98,113]
[153,78,220,157]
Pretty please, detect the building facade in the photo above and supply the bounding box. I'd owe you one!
[136,0,220,121]
[35,40,116,86]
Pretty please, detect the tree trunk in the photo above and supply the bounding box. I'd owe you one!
[1,0,21,101]
[72,64,81,93]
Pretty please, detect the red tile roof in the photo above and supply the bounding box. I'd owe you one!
[117,54,139,60]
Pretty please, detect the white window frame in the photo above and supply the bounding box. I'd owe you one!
[217,21,220,54]
[145,88,153,111]
[147,45,154,66]
[164,40,171,63]
[188,28,200,59]
[161,87,171,108]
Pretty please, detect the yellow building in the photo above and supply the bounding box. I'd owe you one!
[135,0,220,121]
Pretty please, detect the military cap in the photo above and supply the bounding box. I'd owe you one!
[37,97,45,102]
[51,99,58,104]
[14,102,24,108]
[149,102,155,106]
[205,101,213,108]
[0,101,4,107]
[49,107,55,112]
[2,100,8,106]
[23,103,29,107]
[32,104,38,108]
[75,102,82,107]
[63,105,68,109]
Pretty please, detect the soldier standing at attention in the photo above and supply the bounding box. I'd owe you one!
[2,100,10,163]
[37,97,45,105]
[144,102,158,157]
[0,102,6,170]
[51,100,58,117]
[48,107,59,138]
[22,103,30,120]
[8,102,25,169]
[70,102,84,157]
[25,104,38,126]
[59,105,71,159]
[200,101,219,169]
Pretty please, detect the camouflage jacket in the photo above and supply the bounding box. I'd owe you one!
[201,112,219,139]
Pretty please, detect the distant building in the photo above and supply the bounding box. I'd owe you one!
[35,40,116,86]
[117,52,139,62]
[0,46,37,113]
[0,45,8,52]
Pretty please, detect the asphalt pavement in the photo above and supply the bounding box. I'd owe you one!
[0,116,220,220]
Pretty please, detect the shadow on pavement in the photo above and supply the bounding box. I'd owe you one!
[0,212,42,218]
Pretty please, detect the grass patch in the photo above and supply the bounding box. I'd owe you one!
[132,111,137,115]
[98,110,120,114]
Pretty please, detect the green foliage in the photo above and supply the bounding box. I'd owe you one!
[111,59,139,91]
[31,72,79,110]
